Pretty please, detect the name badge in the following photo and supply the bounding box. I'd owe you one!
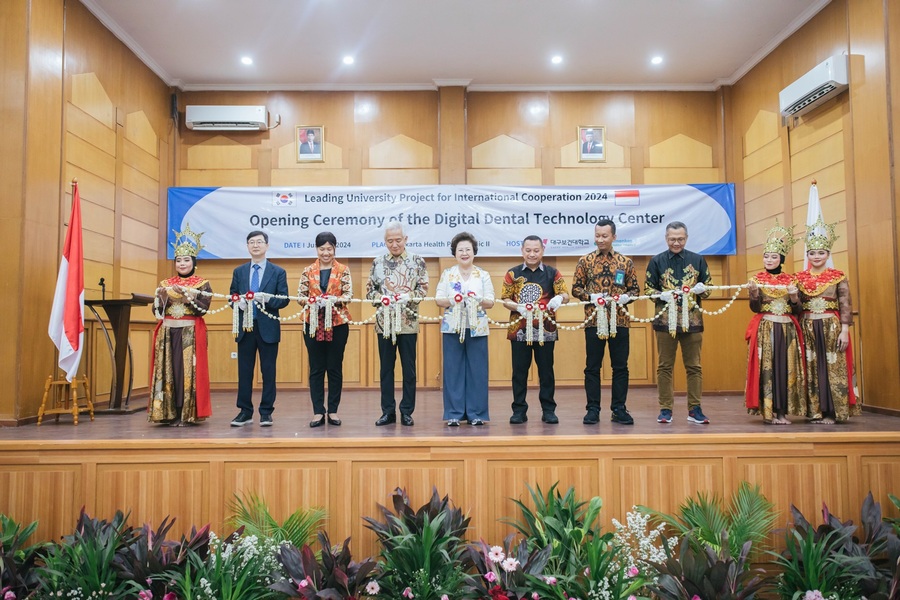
[614,269,625,286]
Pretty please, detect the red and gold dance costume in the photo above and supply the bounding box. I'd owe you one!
[797,267,859,421]
[745,271,806,420]
[149,224,212,424]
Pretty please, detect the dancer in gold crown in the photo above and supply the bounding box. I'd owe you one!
[745,221,805,424]
[796,216,860,423]
[149,223,212,425]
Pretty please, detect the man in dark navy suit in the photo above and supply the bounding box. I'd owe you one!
[230,230,290,427]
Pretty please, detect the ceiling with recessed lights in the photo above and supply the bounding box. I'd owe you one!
[80,0,831,92]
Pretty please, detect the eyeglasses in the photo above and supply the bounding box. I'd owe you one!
[247,240,266,246]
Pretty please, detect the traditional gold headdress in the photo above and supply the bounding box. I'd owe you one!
[763,219,797,256]
[805,215,838,251]
[171,222,204,257]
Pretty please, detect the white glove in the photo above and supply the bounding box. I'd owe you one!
[516,304,529,315]
[659,291,674,303]
[616,293,631,305]
[691,282,707,295]
[316,295,329,307]
[237,298,248,311]
[397,293,411,303]
[589,293,605,304]
[380,294,393,306]
[253,291,271,304]
[547,295,564,311]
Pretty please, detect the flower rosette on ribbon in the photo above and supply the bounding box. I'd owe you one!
[595,296,609,339]
[537,301,548,345]
[609,295,619,337]
[451,292,465,342]
[243,291,255,331]
[308,295,319,336]
[231,293,241,337]
[378,295,392,338]
[667,292,678,337]
[681,285,691,331]
[524,303,535,343]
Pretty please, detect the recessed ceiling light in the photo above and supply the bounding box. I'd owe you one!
[651,56,663,65]
[241,56,253,66]
[551,55,563,65]
[343,56,355,65]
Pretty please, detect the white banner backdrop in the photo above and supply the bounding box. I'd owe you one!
[167,184,735,259]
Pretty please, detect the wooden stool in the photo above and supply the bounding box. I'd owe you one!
[37,375,94,425]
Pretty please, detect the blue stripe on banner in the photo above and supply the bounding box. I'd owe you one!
[167,187,220,258]
[689,183,737,255]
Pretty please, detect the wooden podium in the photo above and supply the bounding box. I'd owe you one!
[85,294,154,413]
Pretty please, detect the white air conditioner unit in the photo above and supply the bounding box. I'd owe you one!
[779,55,849,118]
[185,105,269,131]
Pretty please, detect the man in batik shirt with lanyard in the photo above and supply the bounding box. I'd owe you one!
[500,235,569,425]
[572,219,640,425]
[644,221,713,425]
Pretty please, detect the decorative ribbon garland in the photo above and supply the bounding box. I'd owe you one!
[155,282,791,340]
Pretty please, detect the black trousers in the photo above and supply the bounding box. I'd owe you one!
[378,333,418,416]
[236,326,279,417]
[584,327,630,413]
[510,341,556,416]
[304,324,349,415]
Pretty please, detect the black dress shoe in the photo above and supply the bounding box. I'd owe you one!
[583,410,600,425]
[375,413,396,426]
[541,412,559,424]
[230,412,253,427]
[401,414,414,426]
[611,408,634,425]
[509,413,528,424]
[309,415,326,428]
[470,419,485,426]
[327,414,342,426]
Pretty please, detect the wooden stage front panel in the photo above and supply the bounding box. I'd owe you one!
[3,420,900,558]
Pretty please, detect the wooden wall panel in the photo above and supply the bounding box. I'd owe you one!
[0,465,81,542]
[0,0,29,421]
[94,463,211,537]
[860,456,900,521]
[613,458,723,521]
[485,460,600,541]
[352,460,465,556]
[224,462,336,522]
[739,457,850,525]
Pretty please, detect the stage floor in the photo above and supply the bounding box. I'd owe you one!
[3,387,897,440]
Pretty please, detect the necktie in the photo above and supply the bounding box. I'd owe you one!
[251,264,260,292]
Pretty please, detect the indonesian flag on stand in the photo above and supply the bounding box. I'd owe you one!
[48,182,85,381]
[803,181,834,269]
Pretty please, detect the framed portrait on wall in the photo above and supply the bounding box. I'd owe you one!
[297,126,324,162]
[578,126,606,162]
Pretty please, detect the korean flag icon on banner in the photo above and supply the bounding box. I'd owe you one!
[273,192,295,206]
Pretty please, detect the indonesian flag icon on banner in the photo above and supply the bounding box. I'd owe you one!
[48,182,85,381]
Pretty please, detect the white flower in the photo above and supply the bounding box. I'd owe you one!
[488,545,505,562]
[826,352,837,364]
[500,557,520,572]
[441,596,449,600]
[365,580,380,595]
[543,576,557,585]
